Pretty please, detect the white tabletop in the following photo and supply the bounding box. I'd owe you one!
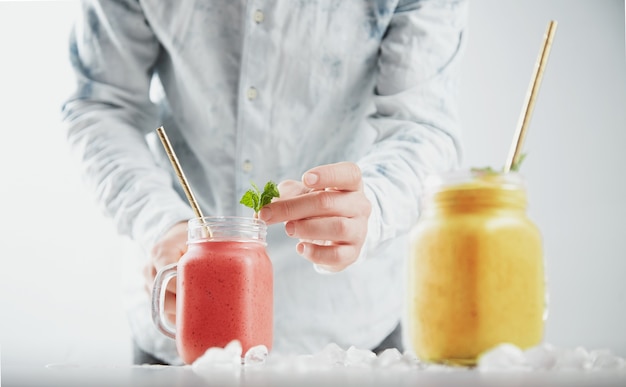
[5,364,626,387]
[6,342,626,386]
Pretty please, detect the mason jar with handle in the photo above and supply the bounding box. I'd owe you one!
[407,170,546,366]
[152,216,273,364]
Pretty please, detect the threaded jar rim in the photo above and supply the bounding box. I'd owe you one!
[187,216,267,243]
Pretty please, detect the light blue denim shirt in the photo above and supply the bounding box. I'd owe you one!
[62,0,467,363]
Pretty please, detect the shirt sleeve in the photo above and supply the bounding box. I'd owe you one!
[61,0,194,249]
[357,0,468,259]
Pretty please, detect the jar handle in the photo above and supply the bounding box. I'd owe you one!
[151,263,178,339]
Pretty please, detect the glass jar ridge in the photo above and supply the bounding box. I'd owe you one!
[421,170,528,212]
[188,216,267,243]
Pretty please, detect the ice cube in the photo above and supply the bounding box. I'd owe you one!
[422,363,459,372]
[311,343,347,367]
[345,346,376,368]
[243,345,268,366]
[524,343,558,370]
[224,340,243,358]
[375,348,403,368]
[589,349,626,370]
[477,343,529,371]
[192,340,242,372]
[401,349,422,369]
[555,346,591,370]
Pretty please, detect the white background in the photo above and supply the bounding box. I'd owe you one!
[0,0,624,367]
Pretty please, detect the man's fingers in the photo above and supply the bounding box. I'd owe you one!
[147,222,187,295]
[285,216,366,244]
[144,260,177,294]
[302,162,362,192]
[296,242,361,272]
[164,292,176,316]
[276,179,310,200]
[143,281,176,316]
[143,262,156,290]
[261,190,368,224]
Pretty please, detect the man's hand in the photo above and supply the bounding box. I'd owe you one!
[144,221,187,323]
[258,162,371,272]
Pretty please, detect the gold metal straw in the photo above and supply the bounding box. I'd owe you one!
[504,20,558,173]
[156,126,211,237]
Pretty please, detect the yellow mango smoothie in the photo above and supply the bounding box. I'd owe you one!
[407,170,545,366]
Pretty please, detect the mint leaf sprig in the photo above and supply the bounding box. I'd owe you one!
[471,152,528,175]
[239,180,280,213]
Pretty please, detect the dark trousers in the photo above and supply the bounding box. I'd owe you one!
[133,322,404,365]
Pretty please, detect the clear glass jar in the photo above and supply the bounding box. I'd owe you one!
[152,216,273,364]
[407,170,545,366]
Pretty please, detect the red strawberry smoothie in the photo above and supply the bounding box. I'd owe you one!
[176,239,273,364]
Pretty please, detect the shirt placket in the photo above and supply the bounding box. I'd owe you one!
[236,1,269,214]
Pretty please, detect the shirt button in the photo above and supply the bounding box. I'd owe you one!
[242,160,253,173]
[253,10,264,24]
[247,87,258,100]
